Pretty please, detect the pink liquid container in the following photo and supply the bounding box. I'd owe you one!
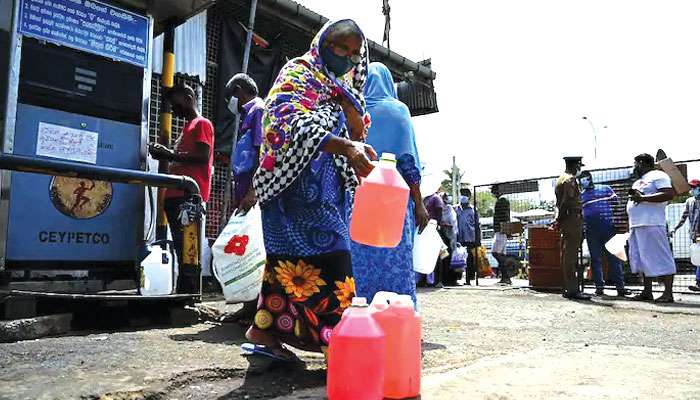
[327,297,386,400]
[350,153,410,248]
[370,292,422,399]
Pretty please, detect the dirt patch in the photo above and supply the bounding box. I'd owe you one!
[89,364,326,400]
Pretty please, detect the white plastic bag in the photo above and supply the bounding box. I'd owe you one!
[413,222,442,274]
[605,233,630,262]
[212,206,266,303]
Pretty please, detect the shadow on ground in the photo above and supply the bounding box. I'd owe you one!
[169,322,248,345]
[215,360,326,400]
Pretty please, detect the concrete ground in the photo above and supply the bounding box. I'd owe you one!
[1,280,699,400]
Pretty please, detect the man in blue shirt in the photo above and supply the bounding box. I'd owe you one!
[579,171,626,296]
[226,73,265,214]
[456,190,481,285]
[220,73,264,324]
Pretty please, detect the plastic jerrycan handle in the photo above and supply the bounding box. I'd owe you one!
[394,294,414,308]
[371,291,399,310]
[358,153,396,184]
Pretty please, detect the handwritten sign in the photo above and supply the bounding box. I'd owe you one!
[36,122,98,164]
[18,0,150,67]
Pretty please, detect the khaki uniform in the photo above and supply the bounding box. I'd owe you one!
[555,173,583,294]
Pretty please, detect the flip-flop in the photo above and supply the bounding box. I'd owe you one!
[240,343,302,363]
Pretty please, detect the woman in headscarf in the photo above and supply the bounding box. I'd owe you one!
[246,20,376,360]
[351,62,429,305]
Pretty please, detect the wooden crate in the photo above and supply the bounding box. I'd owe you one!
[529,265,564,290]
[528,227,560,250]
[528,247,560,268]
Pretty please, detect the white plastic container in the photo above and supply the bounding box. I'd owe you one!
[691,243,700,266]
[139,245,174,296]
[605,233,630,262]
[413,221,442,274]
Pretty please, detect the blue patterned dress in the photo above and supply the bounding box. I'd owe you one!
[350,63,423,306]
[256,149,355,353]
[262,149,351,257]
[351,155,421,305]
[350,62,423,306]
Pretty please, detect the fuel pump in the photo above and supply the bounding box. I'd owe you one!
[0,0,207,295]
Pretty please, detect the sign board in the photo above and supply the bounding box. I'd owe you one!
[18,0,149,67]
[494,180,539,195]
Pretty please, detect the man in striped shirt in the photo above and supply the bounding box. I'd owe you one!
[672,179,700,291]
[579,171,626,296]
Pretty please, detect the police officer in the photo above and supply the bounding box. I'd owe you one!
[554,157,591,300]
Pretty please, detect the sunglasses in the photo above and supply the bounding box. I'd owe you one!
[329,43,362,65]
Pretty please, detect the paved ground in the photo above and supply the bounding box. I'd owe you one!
[1,280,699,400]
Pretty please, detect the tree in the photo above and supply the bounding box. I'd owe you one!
[440,166,467,197]
[475,191,496,217]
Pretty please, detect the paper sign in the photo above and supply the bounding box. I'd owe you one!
[36,122,98,164]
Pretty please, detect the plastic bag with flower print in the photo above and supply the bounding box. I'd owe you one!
[212,205,266,303]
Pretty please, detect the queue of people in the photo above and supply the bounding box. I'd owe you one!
[415,190,482,288]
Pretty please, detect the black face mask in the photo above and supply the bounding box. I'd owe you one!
[321,46,354,76]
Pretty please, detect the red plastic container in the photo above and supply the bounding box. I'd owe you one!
[327,297,386,400]
[350,153,410,248]
[370,292,422,399]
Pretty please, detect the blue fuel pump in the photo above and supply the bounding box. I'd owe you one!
[1,0,151,273]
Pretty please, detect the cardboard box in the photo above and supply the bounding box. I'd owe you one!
[656,158,691,195]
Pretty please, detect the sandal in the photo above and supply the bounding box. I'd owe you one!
[241,343,302,363]
[631,293,653,302]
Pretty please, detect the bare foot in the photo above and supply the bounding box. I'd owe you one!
[245,327,298,361]
[246,326,277,346]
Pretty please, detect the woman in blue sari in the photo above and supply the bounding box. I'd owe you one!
[351,62,429,305]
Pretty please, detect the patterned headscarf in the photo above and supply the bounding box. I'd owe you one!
[253,19,370,205]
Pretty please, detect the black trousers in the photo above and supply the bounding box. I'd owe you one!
[460,242,477,282]
[438,228,462,285]
[164,197,186,266]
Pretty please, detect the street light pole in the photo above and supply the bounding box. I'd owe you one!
[581,116,607,161]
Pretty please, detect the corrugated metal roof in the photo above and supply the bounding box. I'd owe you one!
[152,10,208,83]
[113,0,215,35]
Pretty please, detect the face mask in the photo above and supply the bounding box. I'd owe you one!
[580,177,591,188]
[321,46,354,76]
[227,96,239,115]
[692,188,700,197]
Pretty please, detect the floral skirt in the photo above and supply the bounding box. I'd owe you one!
[253,251,355,353]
